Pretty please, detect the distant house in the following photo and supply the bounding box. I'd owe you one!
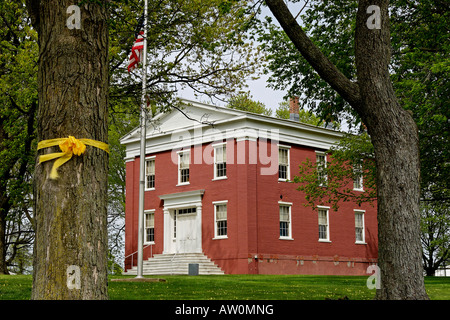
[120,98,378,275]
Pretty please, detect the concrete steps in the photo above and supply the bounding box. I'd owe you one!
[123,253,225,275]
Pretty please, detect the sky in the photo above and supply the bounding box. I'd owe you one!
[179,73,286,112]
[179,3,306,113]
[243,3,302,111]
[246,73,286,111]
[180,2,354,132]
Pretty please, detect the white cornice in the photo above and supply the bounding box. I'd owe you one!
[121,99,343,160]
[159,189,205,200]
[159,189,205,210]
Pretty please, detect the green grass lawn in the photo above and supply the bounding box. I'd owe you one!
[108,275,376,300]
[1,274,449,300]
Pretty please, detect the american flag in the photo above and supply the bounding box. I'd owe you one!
[127,30,144,72]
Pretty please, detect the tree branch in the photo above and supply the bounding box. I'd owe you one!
[264,0,361,108]
[294,0,309,20]
[171,103,216,127]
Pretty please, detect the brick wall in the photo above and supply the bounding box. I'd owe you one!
[124,138,378,275]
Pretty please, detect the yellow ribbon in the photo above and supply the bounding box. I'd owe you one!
[38,136,109,179]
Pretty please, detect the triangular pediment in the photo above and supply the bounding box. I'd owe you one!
[152,100,238,133]
[120,99,241,144]
[120,98,343,160]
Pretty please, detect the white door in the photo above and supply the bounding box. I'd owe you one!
[167,208,201,254]
[175,209,198,253]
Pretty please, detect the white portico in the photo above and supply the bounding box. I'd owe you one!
[159,189,204,254]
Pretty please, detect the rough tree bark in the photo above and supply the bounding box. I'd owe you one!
[0,202,10,274]
[265,0,429,299]
[26,0,109,299]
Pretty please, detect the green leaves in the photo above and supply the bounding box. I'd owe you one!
[0,0,38,273]
[292,133,376,211]
[389,0,450,202]
[258,0,358,127]
[226,92,273,116]
[109,0,263,113]
[260,0,449,205]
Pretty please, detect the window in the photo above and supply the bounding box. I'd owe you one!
[318,207,330,241]
[178,207,196,215]
[145,158,155,190]
[316,152,327,186]
[214,144,227,179]
[173,210,177,238]
[279,203,292,239]
[144,211,155,243]
[353,164,363,191]
[278,146,290,181]
[213,201,228,238]
[178,151,190,185]
[355,210,365,243]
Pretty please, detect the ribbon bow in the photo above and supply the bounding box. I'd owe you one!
[38,136,109,179]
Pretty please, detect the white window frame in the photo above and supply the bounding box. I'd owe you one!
[354,209,366,244]
[279,201,293,240]
[316,151,327,186]
[177,207,197,216]
[213,200,228,239]
[144,209,155,244]
[177,150,190,186]
[317,206,331,242]
[278,144,291,181]
[173,210,177,240]
[353,163,364,191]
[145,156,156,191]
[213,142,227,180]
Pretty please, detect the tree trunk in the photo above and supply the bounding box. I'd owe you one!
[0,120,12,275]
[425,266,435,277]
[265,0,429,299]
[355,0,428,300]
[27,0,109,299]
[0,209,9,274]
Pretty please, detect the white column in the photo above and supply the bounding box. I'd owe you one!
[163,209,170,254]
[196,205,202,253]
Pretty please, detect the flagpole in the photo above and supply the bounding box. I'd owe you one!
[136,0,148,279]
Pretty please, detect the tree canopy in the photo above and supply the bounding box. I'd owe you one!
[261,0,449,202]
[265,0,430,299]
[263,0,449,280]
[0,0,37,274]
[109,0,263,114]
[226,92,273,116]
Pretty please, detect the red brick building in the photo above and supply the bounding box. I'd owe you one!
[120,99,378,275]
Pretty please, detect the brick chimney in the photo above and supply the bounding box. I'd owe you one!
[289,96,299,121]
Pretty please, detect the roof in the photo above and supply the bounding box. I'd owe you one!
[120,98,343,161]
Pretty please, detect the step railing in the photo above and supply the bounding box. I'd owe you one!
[124,244,153,271]
[170,252,177,275]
